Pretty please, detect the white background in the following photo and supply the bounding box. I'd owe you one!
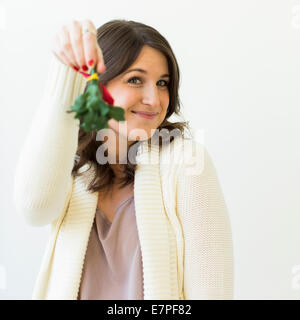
[1,0,300,299]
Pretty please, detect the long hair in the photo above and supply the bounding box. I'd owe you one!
[71,19,192,194]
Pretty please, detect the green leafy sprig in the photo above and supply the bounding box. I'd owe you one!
[66,67,125,132]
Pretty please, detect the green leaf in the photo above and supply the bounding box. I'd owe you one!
[81,111,96,132]
[95,114,108,130]
[108,106,125,121]
[99,100,110,116]
[86,96,100,112]
[67,94,87,114]
[86,83,100,97]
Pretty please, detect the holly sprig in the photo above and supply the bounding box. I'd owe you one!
[66,67,125,132]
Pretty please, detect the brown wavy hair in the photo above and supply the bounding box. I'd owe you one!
[71,19,192,194]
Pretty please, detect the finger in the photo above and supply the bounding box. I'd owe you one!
[52,50,68,66]
[69,20,87,72]
[58,25,79,69]
[81,19,98,73]
[96,44,106,74]
[53,33,70,66]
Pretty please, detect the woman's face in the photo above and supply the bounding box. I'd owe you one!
[106,45,170,144]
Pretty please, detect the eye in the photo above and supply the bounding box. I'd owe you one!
[157,79,169,87]
[128,76,142,85]
[127,76,169,87]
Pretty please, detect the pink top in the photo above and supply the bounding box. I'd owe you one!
[77,194,144,300]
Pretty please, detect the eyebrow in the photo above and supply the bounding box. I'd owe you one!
[124,68,170,78]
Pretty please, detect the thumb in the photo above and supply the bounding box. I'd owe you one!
[96,45,106,74]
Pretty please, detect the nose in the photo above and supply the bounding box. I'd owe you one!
[141,83,161,107]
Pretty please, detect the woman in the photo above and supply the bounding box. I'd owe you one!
[13,19,234,300]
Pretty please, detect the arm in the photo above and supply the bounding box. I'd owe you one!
[13,55,87,226]
[176,142,234,299]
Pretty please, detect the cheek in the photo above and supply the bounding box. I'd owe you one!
[162,91,169,109]
[161,96,169,117]
[108,88,135,112]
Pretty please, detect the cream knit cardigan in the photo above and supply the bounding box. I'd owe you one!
[13,55,234,300]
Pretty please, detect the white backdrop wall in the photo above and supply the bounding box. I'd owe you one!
[1,0,300,299]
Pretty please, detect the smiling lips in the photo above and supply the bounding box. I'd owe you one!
[131,111,158,119]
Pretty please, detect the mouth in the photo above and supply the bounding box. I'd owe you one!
[131,111,158,119]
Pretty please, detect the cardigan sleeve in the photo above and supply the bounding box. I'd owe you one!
[13,55,88,227]
[176,142,234,299]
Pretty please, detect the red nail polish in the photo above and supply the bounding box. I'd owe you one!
[82,65,88,71]
[88,59,94,67]
[79,71,90,78]
[73,66,79,71]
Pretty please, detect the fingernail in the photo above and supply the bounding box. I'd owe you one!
[79,71,90,78]
[82,65,88,71]
[88,59,94,67]
[73,66,79,71]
